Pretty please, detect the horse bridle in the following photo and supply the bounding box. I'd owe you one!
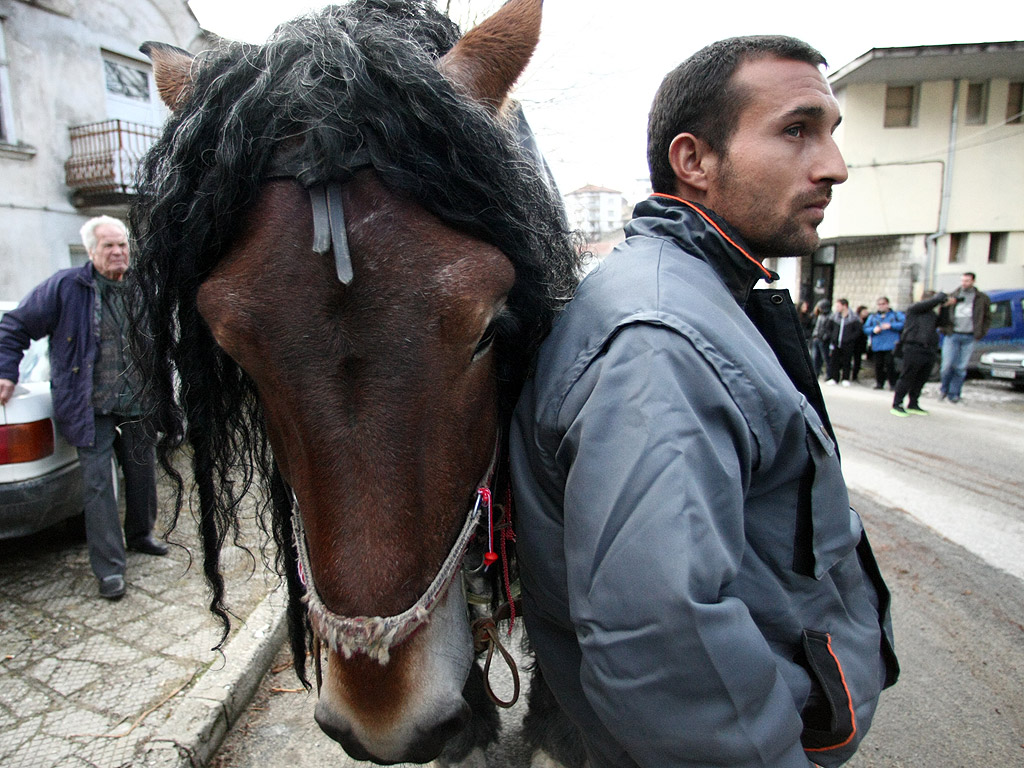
[269,144,521,705]
[291,446,495,664]
[264,144,372,286]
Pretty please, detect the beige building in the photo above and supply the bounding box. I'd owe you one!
[782,41,1024,311]
[0,0,208,300]
[564,184,629,240]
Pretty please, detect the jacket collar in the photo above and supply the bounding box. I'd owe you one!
[626,194,777,305]
[74,262,97,285]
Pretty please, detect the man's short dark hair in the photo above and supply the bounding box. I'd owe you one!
[647,35,827,194]
[837,298,849,308]
[963,272,976,280]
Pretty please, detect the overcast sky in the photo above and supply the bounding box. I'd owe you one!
[187,0,1017,200]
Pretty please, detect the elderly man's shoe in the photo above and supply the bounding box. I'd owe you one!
[128,536,168,556]
[99,575,126,600]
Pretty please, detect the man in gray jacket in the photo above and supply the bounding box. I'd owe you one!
[511,36,898,767]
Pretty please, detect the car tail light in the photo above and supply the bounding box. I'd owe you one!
[0,419,56,464]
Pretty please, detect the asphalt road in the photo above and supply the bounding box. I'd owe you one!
[212,378,1024,767]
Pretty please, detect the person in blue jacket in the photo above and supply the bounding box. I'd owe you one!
[511,35,898,767]
[0,216,165,600]
[863,297,905,390]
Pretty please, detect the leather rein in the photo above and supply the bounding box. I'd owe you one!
[266,147,521,706]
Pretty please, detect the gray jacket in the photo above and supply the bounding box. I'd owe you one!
[511,196,898,767]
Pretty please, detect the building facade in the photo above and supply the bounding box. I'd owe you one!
[0,0,207,300]
[794,41,1024,312]
[563,184,629,241]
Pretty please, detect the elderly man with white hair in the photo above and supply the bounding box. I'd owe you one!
[0,216,164,600]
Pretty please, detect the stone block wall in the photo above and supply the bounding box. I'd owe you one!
[831,235,919,311]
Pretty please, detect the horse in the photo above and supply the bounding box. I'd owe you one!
[129,0,585,764]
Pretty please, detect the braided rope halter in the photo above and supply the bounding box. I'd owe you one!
[292,451,497,666]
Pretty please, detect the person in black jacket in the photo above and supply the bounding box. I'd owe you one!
[891,290,947,416]
[825,298,862,386]
[810,298,832,378]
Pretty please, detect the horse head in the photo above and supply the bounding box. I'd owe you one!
[134,0,578,763]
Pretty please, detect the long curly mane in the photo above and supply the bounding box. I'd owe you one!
[128,0,582,680]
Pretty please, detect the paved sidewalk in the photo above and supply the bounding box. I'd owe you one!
[0,478,288,768]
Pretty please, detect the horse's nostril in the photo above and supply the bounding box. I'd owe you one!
[408,702,471,762]
[314,708,374,762]
[434,703,472,743]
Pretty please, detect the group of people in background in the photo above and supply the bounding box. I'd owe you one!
[801,271,992,415]
[804,296,897,388]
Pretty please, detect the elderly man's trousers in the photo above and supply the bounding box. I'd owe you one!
[78,414,158,581]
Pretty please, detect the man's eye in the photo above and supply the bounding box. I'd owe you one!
[784,125,803,138]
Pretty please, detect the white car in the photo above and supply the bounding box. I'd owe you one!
[978,348,1024,390]
[0,303,84,539]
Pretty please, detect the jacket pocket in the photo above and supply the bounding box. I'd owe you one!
[799,397,857,578]
[800,629,856,752]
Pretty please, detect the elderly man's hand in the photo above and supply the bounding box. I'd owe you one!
[0,379,16,405]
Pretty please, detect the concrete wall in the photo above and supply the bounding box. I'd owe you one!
[0,0,204,300]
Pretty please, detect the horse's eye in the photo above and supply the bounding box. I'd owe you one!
[472,322,497,361]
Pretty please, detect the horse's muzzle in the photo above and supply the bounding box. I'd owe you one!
[315,699,470,764]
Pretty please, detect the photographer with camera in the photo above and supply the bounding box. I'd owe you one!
[937,272,990,404]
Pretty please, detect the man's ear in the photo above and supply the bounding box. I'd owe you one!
[668,133,715,196]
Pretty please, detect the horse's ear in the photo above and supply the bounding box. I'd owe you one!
[140,41,195,111]
[438,0,542,110]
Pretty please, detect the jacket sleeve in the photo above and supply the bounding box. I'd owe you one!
[556,322,808,767]
[0,279,59,382]
[977,292,992,338]
[862,314,877,335]
[907,293,946,315]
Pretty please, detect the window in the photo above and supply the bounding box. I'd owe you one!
[948,233,965,264]
[884,84,916,128]
[104,58,150,102]
[1008,82,1023,124]
[965,81,988,125]
[0,17,15,145]
[988,300,1012,331]
[69,244,88,268]
[988,232,1008,264]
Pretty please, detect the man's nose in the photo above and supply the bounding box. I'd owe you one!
[817,136,848,185]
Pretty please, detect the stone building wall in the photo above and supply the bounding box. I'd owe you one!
[830,235,919,312]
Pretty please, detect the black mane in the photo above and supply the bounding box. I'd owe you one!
[128,0,582,681]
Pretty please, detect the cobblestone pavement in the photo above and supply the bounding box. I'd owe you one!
[0,463,287,768]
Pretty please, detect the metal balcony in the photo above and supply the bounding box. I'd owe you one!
[64,119,161,207]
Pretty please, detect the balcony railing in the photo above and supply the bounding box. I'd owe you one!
[64,119,161,206]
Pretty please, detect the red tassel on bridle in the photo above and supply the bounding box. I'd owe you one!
[479,487,499,569]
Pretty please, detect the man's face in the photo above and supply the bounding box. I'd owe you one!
[876,299,889,313]
[961,274,975,290]
[89,224,130,280]
[703,56,848,259]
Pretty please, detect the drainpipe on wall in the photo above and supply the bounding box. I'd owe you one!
[927,78,961,289]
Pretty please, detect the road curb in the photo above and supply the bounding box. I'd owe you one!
[143,584,289,767]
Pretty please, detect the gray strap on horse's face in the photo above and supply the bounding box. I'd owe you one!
[265,144,372,287]
[309,183,354,285]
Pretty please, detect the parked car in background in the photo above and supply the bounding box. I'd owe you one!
[978,348,1024,390]
[968,288,1024,374]
[0,302,84,539]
